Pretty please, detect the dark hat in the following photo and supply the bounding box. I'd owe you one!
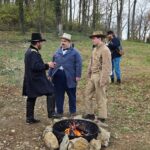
[107,30,114,35]
[89,31,106,38]
[28,33,46,42]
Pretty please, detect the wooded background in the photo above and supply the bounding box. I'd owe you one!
[0,0,150,41]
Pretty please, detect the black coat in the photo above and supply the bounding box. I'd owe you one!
[107,36,121,59]
[22,46,53,98]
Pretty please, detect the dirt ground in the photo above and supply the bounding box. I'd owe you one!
[0,38,150,150]
[0,76,150,150]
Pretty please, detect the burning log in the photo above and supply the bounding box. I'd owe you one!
[64,121,88,136]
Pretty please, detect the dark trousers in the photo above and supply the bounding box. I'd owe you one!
[26,94,55,119]
[26,97,36,120]
[53,70,76,114]
[47,94,55,117]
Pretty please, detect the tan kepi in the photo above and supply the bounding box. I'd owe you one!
[61,33,71,41]
[89,31,106,38]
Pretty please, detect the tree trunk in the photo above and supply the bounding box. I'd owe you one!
[62,0,68,28]
[127,0,130,39]
[37,0,42,32]
[69,0,72,30]
[138,13,143,40]
[55,0,63,35]
[131,0,137,40]
[92,0,96,29]
[4,0,10,3]
[78,0,82,26]
[24,0,29,6]
[81,0,87,31]
[87,0,91,26]
[116,0,124,38]
[18,0,25,34]
[108,0,113,30]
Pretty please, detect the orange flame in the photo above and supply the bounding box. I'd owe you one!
[65,128,82,136]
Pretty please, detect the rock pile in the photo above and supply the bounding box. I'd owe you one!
[43,115,110,150]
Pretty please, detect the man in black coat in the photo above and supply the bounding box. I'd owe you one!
[23,33,56,124]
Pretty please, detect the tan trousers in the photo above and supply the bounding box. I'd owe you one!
[85,73,108,119]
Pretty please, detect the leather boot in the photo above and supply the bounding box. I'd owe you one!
[111,78,114,83]
[47,94,56,118]
[117,79,121,84]
[26,97,40,124]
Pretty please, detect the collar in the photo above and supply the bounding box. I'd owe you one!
[61,47,70,51]
[30,45,39,52]
[95,42,104,49]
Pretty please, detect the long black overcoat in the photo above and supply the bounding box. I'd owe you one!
[22,46,53,98]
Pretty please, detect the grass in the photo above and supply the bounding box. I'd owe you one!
[0,31,150,149]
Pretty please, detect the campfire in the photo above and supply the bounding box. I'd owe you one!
[64,121,87,136]
[53,119,99,143]
[43,117,111,150]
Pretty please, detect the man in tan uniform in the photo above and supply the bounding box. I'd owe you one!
[84,31,112,123]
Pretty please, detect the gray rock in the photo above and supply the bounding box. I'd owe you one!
[68,137,90,150]
[90,139,101,150]
[97,127,110,147]
[59,134,69,150]
[43,131,59,149]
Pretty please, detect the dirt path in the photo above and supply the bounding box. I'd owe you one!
[0,75,150,150]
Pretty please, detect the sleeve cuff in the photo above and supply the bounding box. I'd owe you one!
[45,64,49,70]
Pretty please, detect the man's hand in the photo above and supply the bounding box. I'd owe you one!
[47,76,52,81]
[47,62,56,68]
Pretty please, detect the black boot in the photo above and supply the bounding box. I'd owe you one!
[97,118,106,123]
[83,114,95,120]
[111,78,114,83]
[47,94,56,118]
[26,97,40,124]
[117,79,121,84]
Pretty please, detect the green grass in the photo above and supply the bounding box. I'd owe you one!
[0,31,150,149]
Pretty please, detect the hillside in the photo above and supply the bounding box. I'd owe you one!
[0,32,150,150]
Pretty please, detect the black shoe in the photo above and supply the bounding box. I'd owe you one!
[48,113,63,118]
[26,118,40,124]
[117,79,121,84]
[83,114,95,120]
[111,78,114,83]
[97,118,106,123]
[69,113,76,118]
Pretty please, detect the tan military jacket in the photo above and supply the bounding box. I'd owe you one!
[87,42,112,86]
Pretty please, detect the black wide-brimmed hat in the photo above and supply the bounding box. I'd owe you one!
[89,31,106,38]
[28,33,46,42]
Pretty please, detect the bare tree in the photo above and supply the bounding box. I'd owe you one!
[104,0,114,31]
[92,0,96,29]
[142,14,150,41]
[55,0,63,35]
[127,0,131,39]
[78,0,82,26]
[131,0,137,39]
[69,0,72,29]
[116,0,124,38]
[17,0,25,34]
[62,0,68,28]
[4,0,10,3]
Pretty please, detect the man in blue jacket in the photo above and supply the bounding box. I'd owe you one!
[48,33,82,117]
[23,33,55,124]
[107,31,122,84]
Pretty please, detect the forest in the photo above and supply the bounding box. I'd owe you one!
[0,0,150,41]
